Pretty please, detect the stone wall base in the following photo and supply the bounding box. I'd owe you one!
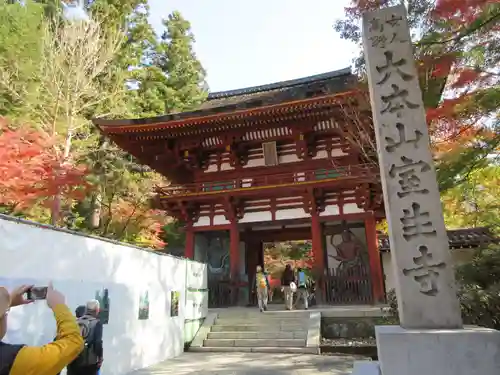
[360,325,500,375]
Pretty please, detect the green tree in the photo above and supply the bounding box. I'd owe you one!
[334,1,500,190]
[457,244,500,330]
[442,163,500,233]
[133,10,207,116]
[0,0,44,118]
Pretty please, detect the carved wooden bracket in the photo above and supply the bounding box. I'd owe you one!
[355,183,371,211]
[303,188,326,215]
[180,148,209,171]
[294,132,317,160]
[222,196,244,222]
[226,143,248,168]
[174,200,200,226]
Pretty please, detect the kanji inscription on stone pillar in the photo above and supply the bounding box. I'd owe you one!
[362,4,462,329]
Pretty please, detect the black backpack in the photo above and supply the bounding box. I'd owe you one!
[72,316,99,367]
[0,342,24,375]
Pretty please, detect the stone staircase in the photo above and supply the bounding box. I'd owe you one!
[190,309,320,354]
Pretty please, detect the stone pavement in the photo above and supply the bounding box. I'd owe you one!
[129,352,358,374]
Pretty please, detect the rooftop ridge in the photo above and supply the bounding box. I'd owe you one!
[208,67,352,100]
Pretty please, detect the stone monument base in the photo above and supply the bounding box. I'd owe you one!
[352,325,500,375]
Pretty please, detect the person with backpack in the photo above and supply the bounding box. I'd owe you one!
[280,264,296,311]
[0,283,84,375]
[67,300,103,375]
[295,268,309,310]
[252,265,270,312]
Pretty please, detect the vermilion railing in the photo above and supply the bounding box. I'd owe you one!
[156,163,378,198]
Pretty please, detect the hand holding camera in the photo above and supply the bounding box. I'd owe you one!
[14,282,65,310]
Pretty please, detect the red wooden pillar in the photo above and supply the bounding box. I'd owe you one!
[311,213,324,271]
[229,222,240,280]
[365,214,385,303]
[184,227,195,260]
[311,213,325,303]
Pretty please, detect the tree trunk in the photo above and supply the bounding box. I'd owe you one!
[89,191,102,229]
[50,129,73,226]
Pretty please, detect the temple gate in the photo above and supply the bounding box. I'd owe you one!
[94,68,386,306]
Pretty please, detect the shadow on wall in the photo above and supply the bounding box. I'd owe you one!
[0,215,193,375]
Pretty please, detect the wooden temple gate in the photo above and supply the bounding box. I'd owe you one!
[94,68,387,307]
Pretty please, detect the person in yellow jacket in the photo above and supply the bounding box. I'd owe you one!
[0,282,84,375]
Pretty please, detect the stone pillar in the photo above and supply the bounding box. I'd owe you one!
[364,3,460,331]
[355,4,500,375]
[184,227,194,259]
[365,214,385,303]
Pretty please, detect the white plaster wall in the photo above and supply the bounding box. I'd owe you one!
[205,164,217,173]
[244,157,265,168]
[344,203,365,214]
[312,148,349,160]
[213,215,230,225]
[0,217,196,375]
[220,162,234,171]
[239,211,272,223]
[279,154,300,164]
[193,215,210,227]
[325,226,367,270]
[275,208,310,220]
[320,204,340,217]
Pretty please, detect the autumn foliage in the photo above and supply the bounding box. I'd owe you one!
[0,118,89,209]
[102,199,167,249]
[263,240,315,278]
[337,0,499,162]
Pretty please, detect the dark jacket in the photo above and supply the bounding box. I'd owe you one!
[67,314,103,372]
[281,268,295,286]
[0,342,24,375]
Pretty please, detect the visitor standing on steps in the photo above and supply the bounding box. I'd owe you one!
[67,300,104,375]
[281,264,296,310]
[253,265,270,312]
[0,283,84,375]
[295,267,309,310]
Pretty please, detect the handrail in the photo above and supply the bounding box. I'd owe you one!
[155,163,379,198]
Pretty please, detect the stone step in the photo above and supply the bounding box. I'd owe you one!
[216,311,310,318]
[204,338,307,348]
[214,318,306,326]
[217,313,309,322]
[211,324,305,332]
[190,346,319,354]
[207,331,307,340]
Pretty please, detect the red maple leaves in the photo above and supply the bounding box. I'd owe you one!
[433,0,500,23]
[0,118,89,210]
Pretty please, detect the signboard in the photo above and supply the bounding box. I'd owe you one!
[184,290,208,320]
[185,260,207,290]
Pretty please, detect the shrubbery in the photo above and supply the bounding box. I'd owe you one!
[386,244,500,329]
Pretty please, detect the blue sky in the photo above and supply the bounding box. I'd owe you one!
[148,0,357,93]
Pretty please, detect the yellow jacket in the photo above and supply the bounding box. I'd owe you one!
[10,304,84,375]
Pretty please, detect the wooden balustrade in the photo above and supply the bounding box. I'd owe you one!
[156,163,378,198]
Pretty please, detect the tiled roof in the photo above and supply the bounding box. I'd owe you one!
[378,227,498,251]
[94,68,356,128]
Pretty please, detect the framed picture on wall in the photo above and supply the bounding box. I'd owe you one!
[138,290,149,320]
[171,291,179,317]
[95,288,110,324]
